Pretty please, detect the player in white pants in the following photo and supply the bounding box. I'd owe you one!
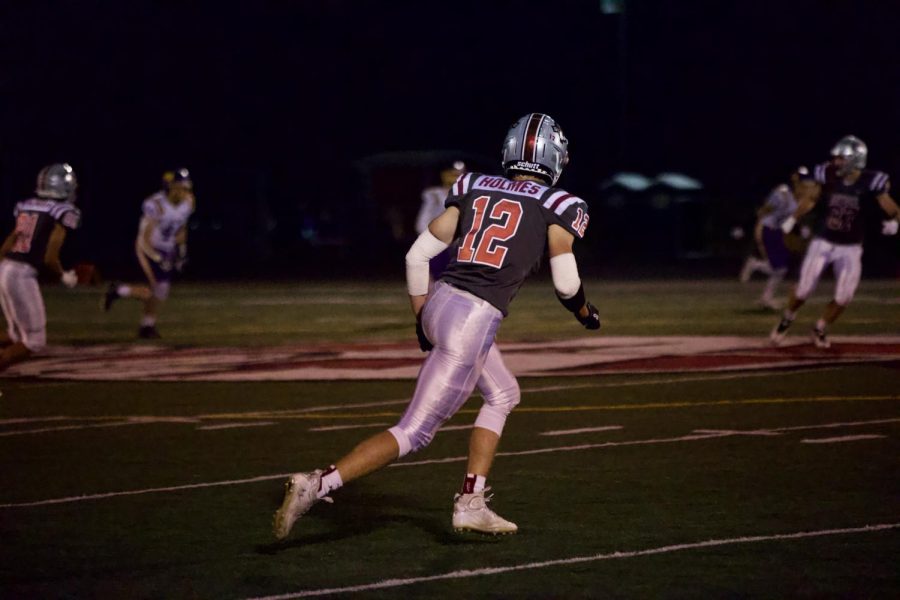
[274,113,601,540]
[771,136,900,348]
[0,164,81,370]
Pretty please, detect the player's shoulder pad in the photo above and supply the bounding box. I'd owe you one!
[49,201,81,230]
[142,192,165,218]
[542,187,590,238]
[444,172,479,207]
[865,169,891,193]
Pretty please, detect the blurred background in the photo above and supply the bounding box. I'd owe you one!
[2,0,898,281]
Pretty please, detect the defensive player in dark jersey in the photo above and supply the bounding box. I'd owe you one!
[770,135,900,348]
[0,164,81,370]
[274,113,601,540]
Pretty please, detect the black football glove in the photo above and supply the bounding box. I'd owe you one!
[415,320,433,352]
[576,302,601,330]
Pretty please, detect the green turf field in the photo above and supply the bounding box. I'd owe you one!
[1,279,898,598]
[38,277,900,345]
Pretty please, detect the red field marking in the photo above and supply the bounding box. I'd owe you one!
[2,336,898,381]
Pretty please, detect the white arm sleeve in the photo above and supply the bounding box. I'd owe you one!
[550,253,581,299]
[405,229,450,296]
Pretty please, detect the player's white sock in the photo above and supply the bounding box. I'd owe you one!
[318,465,342,498]
[782,309,796,322]
[140,315,156,327]
[117,285,132,297]
[815,319,827,332]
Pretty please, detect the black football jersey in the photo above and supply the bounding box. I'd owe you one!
[6,198,81,269]
[439,173,590,316]
[812,162,890,245]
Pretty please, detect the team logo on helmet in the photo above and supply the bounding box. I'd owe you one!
[501,113,569,185]
[35,163,78,200]
[830,135,867,175]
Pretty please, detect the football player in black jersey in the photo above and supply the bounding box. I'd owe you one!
[0,164,81,370]
[771,136,900,348]
[274,113,601,540]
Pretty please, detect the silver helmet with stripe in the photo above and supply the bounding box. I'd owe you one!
[830,135,867,175]
[502,113,569,185]
[35,163,78,200]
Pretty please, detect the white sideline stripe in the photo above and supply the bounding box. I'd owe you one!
[393,432,733,467]
[309,423,390,432]
[766,417,900,432]
[4,417,898,509]
[801,434,886,444]
[244,523,900,600]
[693,429,782,436]
[0,417,200,437]
[0,473,293,508]
[197,421,275,431]
[540,426,623,436]
[440,424,474,431]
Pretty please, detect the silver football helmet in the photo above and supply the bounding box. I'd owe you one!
[35,163,78,200]
[830,135,867,174]
[502,113,569,185]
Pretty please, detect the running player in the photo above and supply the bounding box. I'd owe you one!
[770,135,900,348]
[0,164,81,370]
[739,167,814,309]
[273,113,601,540]
[103,168,195,338]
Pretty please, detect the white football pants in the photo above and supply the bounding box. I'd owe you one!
[389,282,520,457]
[0,259,47,352]
[795,238,863,306]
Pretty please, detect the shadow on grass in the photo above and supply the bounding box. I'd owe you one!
[256,487,512,554]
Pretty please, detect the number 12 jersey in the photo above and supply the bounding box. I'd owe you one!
[440,173,589,316]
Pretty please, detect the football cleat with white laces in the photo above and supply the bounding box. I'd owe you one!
[452,489,517,535]
[812,327,831,349]
[273,470,331,540]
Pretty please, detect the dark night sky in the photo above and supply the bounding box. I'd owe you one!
[2,0,899,275]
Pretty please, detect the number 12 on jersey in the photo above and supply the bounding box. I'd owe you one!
[456,196,523,269]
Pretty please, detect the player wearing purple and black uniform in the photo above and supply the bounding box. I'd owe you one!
[771,135,900,348]
[103,168,195,339]
[0,164,81,370]
[274,113,601,540]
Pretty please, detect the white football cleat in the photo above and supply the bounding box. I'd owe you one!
[452,489,517,535]
[273,470,331,540]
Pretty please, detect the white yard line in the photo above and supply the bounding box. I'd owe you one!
[309,423,390,432]
[2,417,898,509]
[540,426,623,436]
[197,422,275,431]
[801,435,886,444]
[0,417,199,437]
[0,473,292,508]
[244,523,900,600]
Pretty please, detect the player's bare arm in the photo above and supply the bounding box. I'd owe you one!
[781,181,820,233]
[0,229,18,259]
[136,217,162,262]
[876,191,900,220]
